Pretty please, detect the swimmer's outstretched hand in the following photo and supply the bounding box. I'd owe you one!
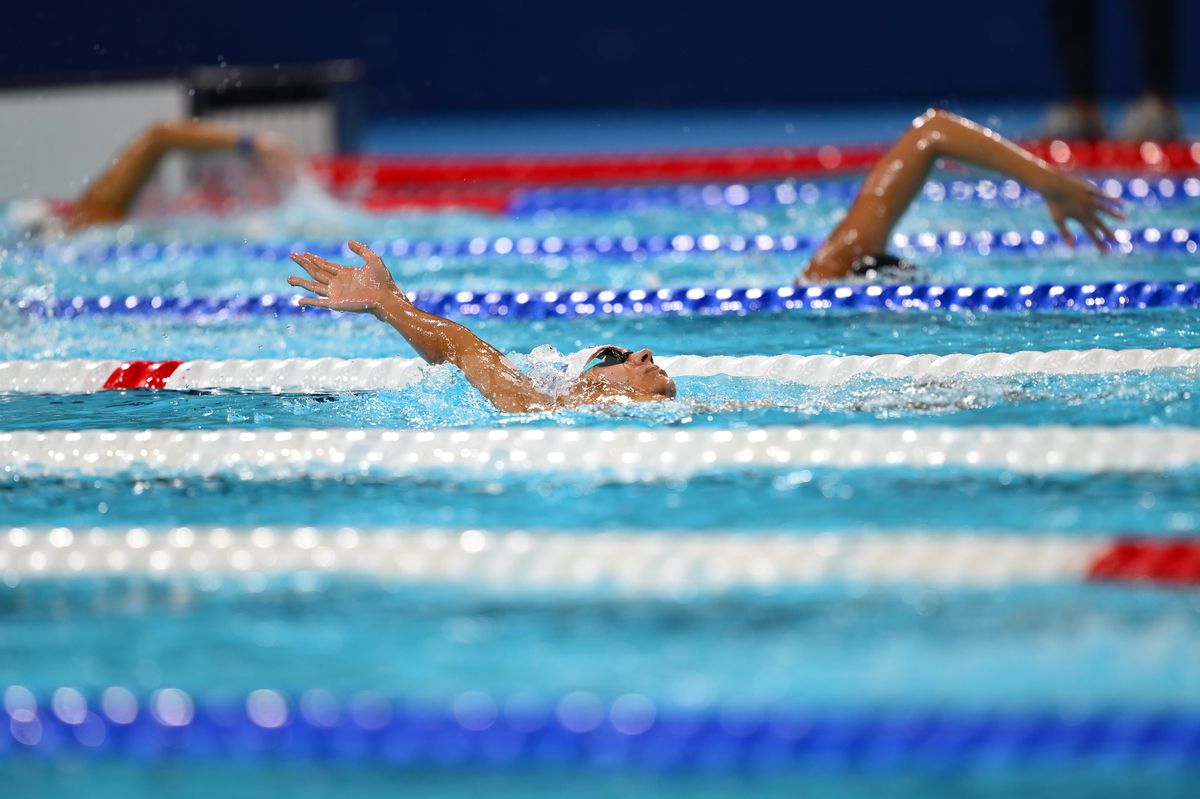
[1040,174,1125,251]
[288,241,410,315]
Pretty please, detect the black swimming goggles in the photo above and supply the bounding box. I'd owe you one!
[580,346,632,374]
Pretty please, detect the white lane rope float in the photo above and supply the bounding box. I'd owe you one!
[1,425,1198,480]
[1,347,1197,394]
[0,526,1192,591]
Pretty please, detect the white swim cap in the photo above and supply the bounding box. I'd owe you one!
[520,344,603,397]
[564,345,606,379]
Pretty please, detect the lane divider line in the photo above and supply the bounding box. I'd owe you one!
[3,527,1197,589]
[508,176,1200,215]
[13,279,1200,320]
[2,347,1198,394]
[6,684,1200,767]
[1,426,1197,480]
[312,139,1200,190]
[16,225,1199,266]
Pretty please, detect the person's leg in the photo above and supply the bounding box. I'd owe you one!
[1127,0,1176,100]
[1118,0,1181,139]
[1048,0,1099,105]
[1040,0,1105,139]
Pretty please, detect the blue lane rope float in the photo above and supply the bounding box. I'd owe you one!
[17,225,1200,266]
[15,280,1200,320]
[507,176,1200,215]
[3,688,1199,768]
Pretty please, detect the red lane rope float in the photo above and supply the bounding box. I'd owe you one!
[38,142,1200,219]
[314,140,1200,193]
[100,361,183,390]
[1026,139,1200,173]
[1087,538,1200,585]
[313,144,888,191]
[356,188,513,214]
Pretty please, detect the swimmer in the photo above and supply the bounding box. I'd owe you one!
[69,120,297,230]
[286,111,1125,412]
[11,120,297,235]
[803,108,1125,281]
[288,241,676,412]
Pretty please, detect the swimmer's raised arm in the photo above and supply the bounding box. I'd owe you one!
[288,241,554,413]
[805,108,1125,281]
[69,120,296,230]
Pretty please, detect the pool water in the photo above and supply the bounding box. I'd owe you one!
[1,162,1199,797]
[4,369,1200,430]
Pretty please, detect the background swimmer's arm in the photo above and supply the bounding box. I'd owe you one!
[68,120,295,230]
[804,109,1125,281]
[288,242,554,413]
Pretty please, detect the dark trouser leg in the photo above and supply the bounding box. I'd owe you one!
[1047,0,1098,101]
[1126,0,1176,98]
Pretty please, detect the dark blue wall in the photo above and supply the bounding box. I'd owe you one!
[7,0,1197,113]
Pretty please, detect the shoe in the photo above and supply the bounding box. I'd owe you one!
[1116,96,1182,141]
[1036,103,1106,140]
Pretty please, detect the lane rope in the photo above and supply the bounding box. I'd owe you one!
[1,426,1197,480]
[4,685,1199,767]
[360,175,1200,215]
[15,279,1200,320]
[2,348,1197,394]
[314,144,892,188]
[4,527,1198,590]
[16,225,1199,266]
[508,176,1200,215]
[313,139,1200,190]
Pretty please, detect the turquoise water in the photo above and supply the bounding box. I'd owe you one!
[7,308,1200,362]
[3,369,1200,430]
[6,761,1198,799]
[2,167,1200,796]
[1,582,1196,705]
[2,469,1198,532]
[6,174,1200,303]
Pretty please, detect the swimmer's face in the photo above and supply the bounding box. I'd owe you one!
[576,346,676,400]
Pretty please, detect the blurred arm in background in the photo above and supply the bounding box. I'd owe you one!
[68,120,296,230]
[803,109,1124,282]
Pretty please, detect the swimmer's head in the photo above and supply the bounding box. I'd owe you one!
[567,345,676,403]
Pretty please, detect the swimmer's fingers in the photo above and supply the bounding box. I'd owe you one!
[287,276,329,296]
[298,297,333,309]
[310,256,350,281]
[1082,213,1115,251]
[347,240,385,268]
[1091,190,1126,220]
[1094,216,1118,247]
[289,253,334,283]
[1052,217,1077,249]
[297,252,340,277]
